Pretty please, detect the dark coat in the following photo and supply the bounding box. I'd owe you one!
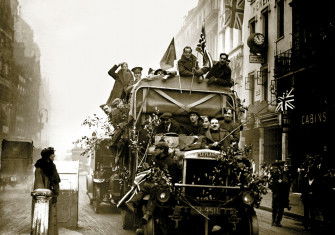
[178,54,199,77]
[107,65,134,104]
[34,158,60,196]
[269,171,291,208]
[202,129,227,151]
[206,61,233,87]
[33,159,60,235]
[220,121,240,144]
[300,176,322,206]
[184,122,202,136]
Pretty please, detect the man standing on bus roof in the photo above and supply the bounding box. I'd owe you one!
[131,66,143,83]
[178,46,203,77]
[107,62,134,104]
[206,53,234,87]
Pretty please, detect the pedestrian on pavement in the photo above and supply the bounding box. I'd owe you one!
[33,147,60,235]
[206,53,233,87]
[269,160,291,227]
[300,167,321,231]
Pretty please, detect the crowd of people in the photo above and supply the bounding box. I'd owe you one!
[103,46,233,110]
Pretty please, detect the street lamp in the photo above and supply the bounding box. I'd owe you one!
[39,108,48,146]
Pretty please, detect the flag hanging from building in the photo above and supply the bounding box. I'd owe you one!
[196,24,213,68]
[225,0,245,29]
[160,38,177,70]
[275,88,295,112]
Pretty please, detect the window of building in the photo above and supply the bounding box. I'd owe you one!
[249,18,256,34]
[3,63,9,76]
[262,9,269,63]
[246,73,255,105]
[277,0,284,38]
[261,68,269,102]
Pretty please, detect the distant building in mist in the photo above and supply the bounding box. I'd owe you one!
[0,0,48,147]
[0,0,18,140]
[175,0,220,59]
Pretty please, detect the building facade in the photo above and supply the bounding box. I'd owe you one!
[175,0,220,60]
[13,16,42,144]
[240,0,293,171]
[274,0,335,168]
[0,0,17,139]
[0,1,44,146]
[175,0,334,171]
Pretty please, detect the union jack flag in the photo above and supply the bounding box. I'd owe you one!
[196,25,213,68]
[225,0,245,29]
[276,88,295,112]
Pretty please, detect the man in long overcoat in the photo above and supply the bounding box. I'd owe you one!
[107,62,134,104]
[269,161,291,227]
[33,147,60,235]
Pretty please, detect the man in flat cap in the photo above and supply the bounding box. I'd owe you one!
[131,67,143,83]
[156,112,182,134]
[206,53,234,87]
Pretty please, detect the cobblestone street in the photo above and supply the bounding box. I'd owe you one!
[0,175,312,235]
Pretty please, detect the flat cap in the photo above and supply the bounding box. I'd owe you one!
[160,112,172,119]
[131,67,143,73]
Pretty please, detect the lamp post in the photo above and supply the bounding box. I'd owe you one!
[38,108,48,146]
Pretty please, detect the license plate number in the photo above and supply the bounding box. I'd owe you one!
[192,206,220,215]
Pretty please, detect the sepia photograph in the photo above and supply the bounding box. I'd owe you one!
[0,0,334,234]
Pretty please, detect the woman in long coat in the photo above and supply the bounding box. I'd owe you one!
[33,147,60,235]
[107,62,134,104]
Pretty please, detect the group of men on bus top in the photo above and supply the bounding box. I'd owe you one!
[104,46,233,109]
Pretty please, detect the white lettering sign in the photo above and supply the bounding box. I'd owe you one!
[301,112,327,125]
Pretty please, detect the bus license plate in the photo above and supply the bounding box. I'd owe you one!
[192,206,220,215]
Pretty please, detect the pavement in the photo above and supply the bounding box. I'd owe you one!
[259,189,304,221]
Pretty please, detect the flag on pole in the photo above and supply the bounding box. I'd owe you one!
[275,88,295,112]
[160,38,177,70]
[225,0,245,29]
[196,24,213,68]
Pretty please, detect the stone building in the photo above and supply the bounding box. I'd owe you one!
[13,16,42,144]
[239,0,293,170]
[0,0,43,145]
[274,0,335,168]
[0,0,18,139]
[175,0,220,60]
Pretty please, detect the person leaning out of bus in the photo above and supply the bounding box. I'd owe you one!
[206,53,234,87]
[33,147,60,235]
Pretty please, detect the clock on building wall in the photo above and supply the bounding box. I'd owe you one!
[247,33,266,55]
[254,33,265,45]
